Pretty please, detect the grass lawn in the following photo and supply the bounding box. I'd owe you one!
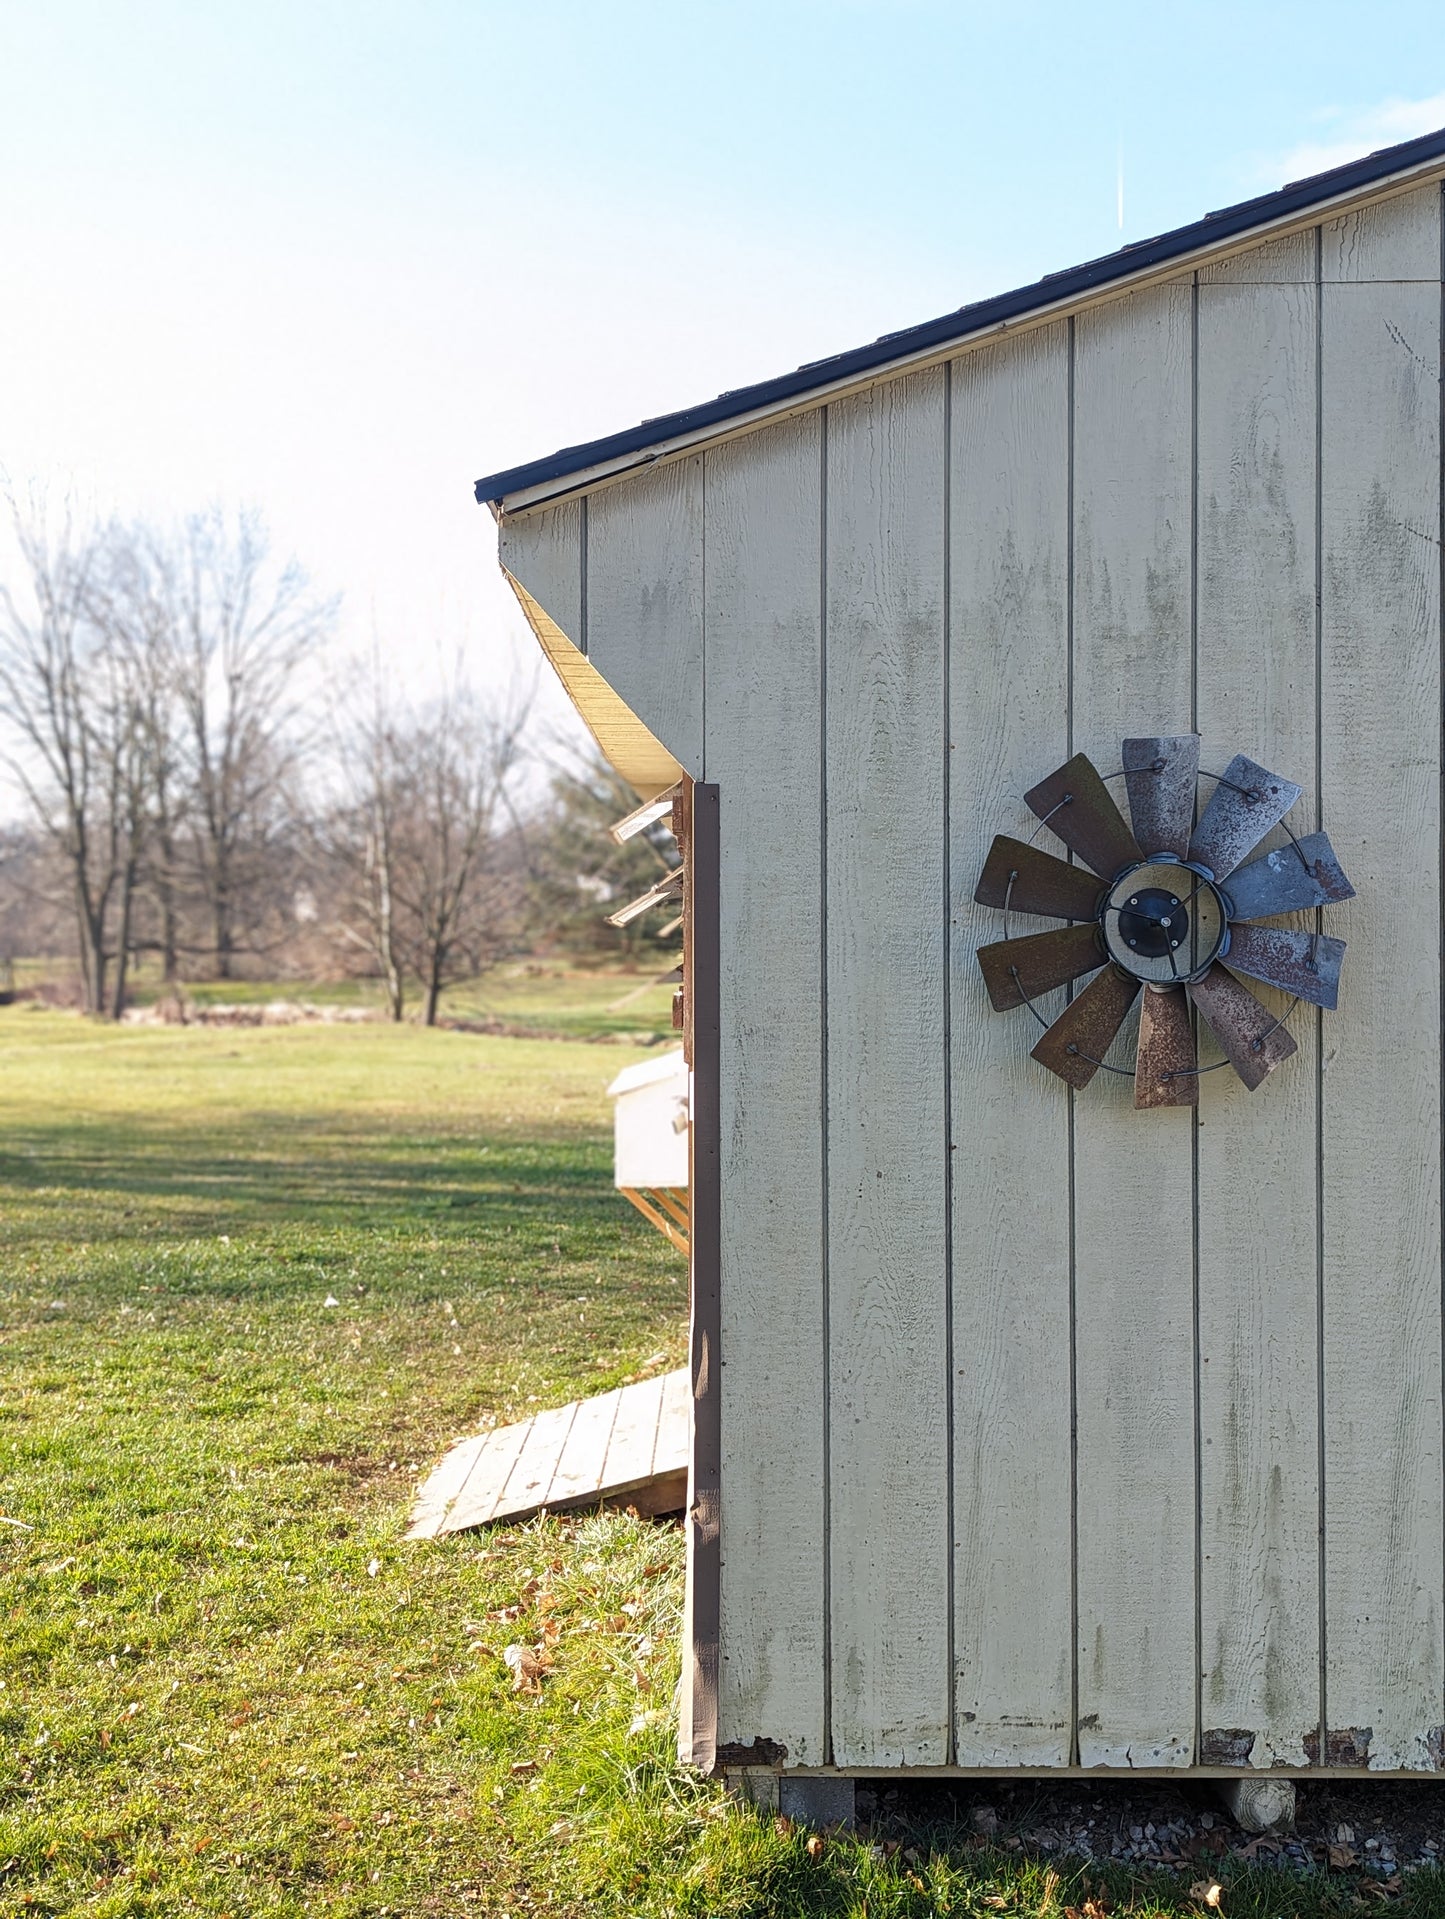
[1,1005,1437,1917]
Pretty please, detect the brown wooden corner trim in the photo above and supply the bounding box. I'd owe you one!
[680,781,721,1773]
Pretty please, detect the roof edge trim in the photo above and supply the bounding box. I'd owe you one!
[476,127,1445,514]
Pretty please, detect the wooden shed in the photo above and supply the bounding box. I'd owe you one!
[474,127,1445,1803]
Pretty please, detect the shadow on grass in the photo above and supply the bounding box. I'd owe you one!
[0,1113,624,1237]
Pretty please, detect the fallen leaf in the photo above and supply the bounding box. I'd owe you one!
[509,1759,538,1776]
[503,1645,544,1695]
[323,1295,339,1308]
[366,1558,380,1578]
[1330,1845,1358,1869]
[773,1814,793,1838]
[1189,1884,1223,1910]
[805,1833,825,1859]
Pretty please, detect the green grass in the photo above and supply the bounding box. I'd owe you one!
[1,1012,1438,1917]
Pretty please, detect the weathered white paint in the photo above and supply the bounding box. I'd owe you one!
[496,178,1445,1778]
[1195,228,1322,1771]
[1070,280,1197,1769]
[706,415,828,1766]
[499,498,582,638]
[949,321,1074,1767]
[1320,187,1443,1772]
[587,457,705,777]
[824,368,950,1766]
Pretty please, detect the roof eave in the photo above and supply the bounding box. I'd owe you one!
[476,126,1445,516]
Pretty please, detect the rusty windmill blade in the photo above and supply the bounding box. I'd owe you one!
[1187,754,1304,880]
[1222,925,1345,1010]
[1134,985,1197,1108]
[977,923,1106,1011]
[974,835,1107,920]
[1187,963,1298,1090]
[1029,965,1140,1089]
[1024,752,1143,880]
[1223,831,1355,921]
[1122,734,1200,858]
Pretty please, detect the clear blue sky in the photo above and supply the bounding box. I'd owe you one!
[2,1,1442,736]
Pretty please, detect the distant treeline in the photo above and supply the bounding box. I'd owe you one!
[0,497,676,1020]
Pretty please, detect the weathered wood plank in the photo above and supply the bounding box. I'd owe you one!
[405,1431,490,1540]
[495,1402,580,1519]
[601,1371,665,1494]
[586,457,704,776]
[445,1416,534,1532]
[1195,255,1321,1768]
[499,498,583,641]
[548,1386,623,1507]
[1071,280,1197,1768]
[706,412,827,1765]
[655,1365,690,1477]
[1320,191,1443,1771]
[824,367,949,1766]
[949,321,1074,1766]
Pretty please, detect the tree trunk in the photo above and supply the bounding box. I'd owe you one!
[424,965,442,1027]
[110,863,138,1020]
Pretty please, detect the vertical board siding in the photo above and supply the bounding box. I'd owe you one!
[526,179,1445,1775]
[587,457,705,777]
[1071,282,1197,1767]
[706,416,828,1764]
[1195,232,1322,1769]
[1320,186,1443,1770]
[949,323,1074,1766]
[499,499,582,639]
[824,369,950,1765]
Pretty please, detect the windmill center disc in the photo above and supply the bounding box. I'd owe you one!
[1101,861,1228,984]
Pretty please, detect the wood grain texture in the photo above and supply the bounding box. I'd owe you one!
[824,368,949,1766]
[1198,231,1315,286]
[1323,181,1444,282]
[706,414,828,1765]
[1071,281,1197,1768]
[586,456,704,775]
[948,322,1074,1765]
[1320,191,1443,1770]
[1195,258,1321,1768]
[499,499,583,642]
[602,1370,665,1492]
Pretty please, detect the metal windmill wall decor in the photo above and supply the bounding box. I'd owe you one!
[974,736,1355,1108]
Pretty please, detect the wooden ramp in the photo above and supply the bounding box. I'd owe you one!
[407,1368,689,1539]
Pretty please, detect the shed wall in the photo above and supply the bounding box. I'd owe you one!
[501,180,1445,1773]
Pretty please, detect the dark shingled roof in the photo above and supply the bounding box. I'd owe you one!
[475,124,1445,507]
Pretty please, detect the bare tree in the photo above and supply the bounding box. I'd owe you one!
[327,667,531,1024]
[167,508,335,978]
[0,497,151,1015]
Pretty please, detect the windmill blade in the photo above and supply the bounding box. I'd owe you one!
[974,835,1105,920]
[1223,831,1356,920]
[1223,925,1345,1010]
[1122,734,1200,859]
[977,923,1105,1011]
[1029,965,1140,1089]
[1187,753,1304,879]
[1134,985,1197,1108]
[1024,752,1143,880]
[1187,962,1298,1091]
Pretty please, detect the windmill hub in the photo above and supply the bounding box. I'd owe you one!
[1101,860,1228,984]
[1117,886,1188,956]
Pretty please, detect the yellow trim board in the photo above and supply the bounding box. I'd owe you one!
[507,574,683,803]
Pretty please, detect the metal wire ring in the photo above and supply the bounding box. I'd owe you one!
[999,760,1308,1080]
